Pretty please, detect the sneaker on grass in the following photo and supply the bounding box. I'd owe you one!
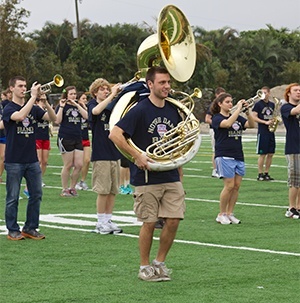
[94,223,114,235]
[60,188,72,197]
[23,189,30,198]
[107,220,123,234]
[75,182,83,190]
[69,188,78,197]
[152,261,172,281]
[285,208,300,219]
[80,181,89,190]
[227,213,241,224]
[138,266,162,282]
[257,173,264,181]
[216,213,232,225]
[264,173,274,181]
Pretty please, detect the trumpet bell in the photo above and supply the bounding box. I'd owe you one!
[137,5,196,82]
[53,74,64,88]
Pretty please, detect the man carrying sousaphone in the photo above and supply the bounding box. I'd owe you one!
[109,66,186,282]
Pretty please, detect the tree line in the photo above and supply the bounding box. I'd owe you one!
[1,0,299,120]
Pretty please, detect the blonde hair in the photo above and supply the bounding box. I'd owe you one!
[89,78,110,98]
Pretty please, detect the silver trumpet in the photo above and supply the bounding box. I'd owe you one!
[230,90,265,114]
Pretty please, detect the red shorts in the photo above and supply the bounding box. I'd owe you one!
[82,139,91,147]
[36,139,50,150]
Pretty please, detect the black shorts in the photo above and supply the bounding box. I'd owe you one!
[120,157,130,168]
[57,137,83,153]
[256,133,275,154]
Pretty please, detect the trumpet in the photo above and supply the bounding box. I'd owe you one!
[25,74,64,94]
[230,89,265,114]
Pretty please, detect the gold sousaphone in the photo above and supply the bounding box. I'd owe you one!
[109,5,201,171]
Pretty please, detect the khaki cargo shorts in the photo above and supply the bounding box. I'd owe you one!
[133,182,186,222]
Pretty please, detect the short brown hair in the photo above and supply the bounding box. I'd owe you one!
[9,76,26,88]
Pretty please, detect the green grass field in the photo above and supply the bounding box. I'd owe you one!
[0,130,299,303]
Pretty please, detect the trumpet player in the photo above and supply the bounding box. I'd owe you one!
[0,76,56,240]
[280,83,300,219]
[211,93,255,224]
[251,86,276,181]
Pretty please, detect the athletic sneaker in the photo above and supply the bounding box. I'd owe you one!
[23,189,30,198]
[152,261,172,281]
[60,188,72,197]
[107,220,123,234]
[75,182,83,190]
[7,230,25,241]
[119,185,127,195]
[228,213,241,224]
[285,208,300,219]
[125,184,133,194]
[257,173,264,181]
[155,218,165,229]
[21,229,45,240]
[69,188,78,196]
[42,181,46,187]
[75,181,89,190]
[264,173,274,181]
[216,214,232,225]
[94,223,114,235]
[212,169,219,178]
[80,181,89,190]
[138,266,162,282]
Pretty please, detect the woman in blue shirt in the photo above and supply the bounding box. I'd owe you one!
[211,93,255,224]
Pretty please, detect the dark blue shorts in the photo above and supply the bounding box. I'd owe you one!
[256,133,275,154]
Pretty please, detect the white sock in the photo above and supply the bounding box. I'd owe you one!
[105,213,112,223]
[97,213,106,224]
[153,259,164,266]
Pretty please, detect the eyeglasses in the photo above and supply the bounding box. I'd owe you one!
[39,98,47,101]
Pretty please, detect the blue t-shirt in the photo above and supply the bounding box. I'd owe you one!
[35,105,50,141]
[81,117,89,141]
[116,98,181,186]
[212,113,247,161]
[88,98,121,161]
[0,99,10,138]
[55,103,83,140]
[281,103,300,154]
[3,101,46,163]
[252,100,274,134]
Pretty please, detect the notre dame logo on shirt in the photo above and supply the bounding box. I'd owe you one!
[228,121,243,140]
[17,117,34,137]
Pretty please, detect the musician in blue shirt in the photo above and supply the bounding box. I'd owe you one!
[211,93,255,225]
[280,83,300,219]
[88,78,122,235]
[109,66,185,282]
[0,76,56,240]
[252,86,275,181]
